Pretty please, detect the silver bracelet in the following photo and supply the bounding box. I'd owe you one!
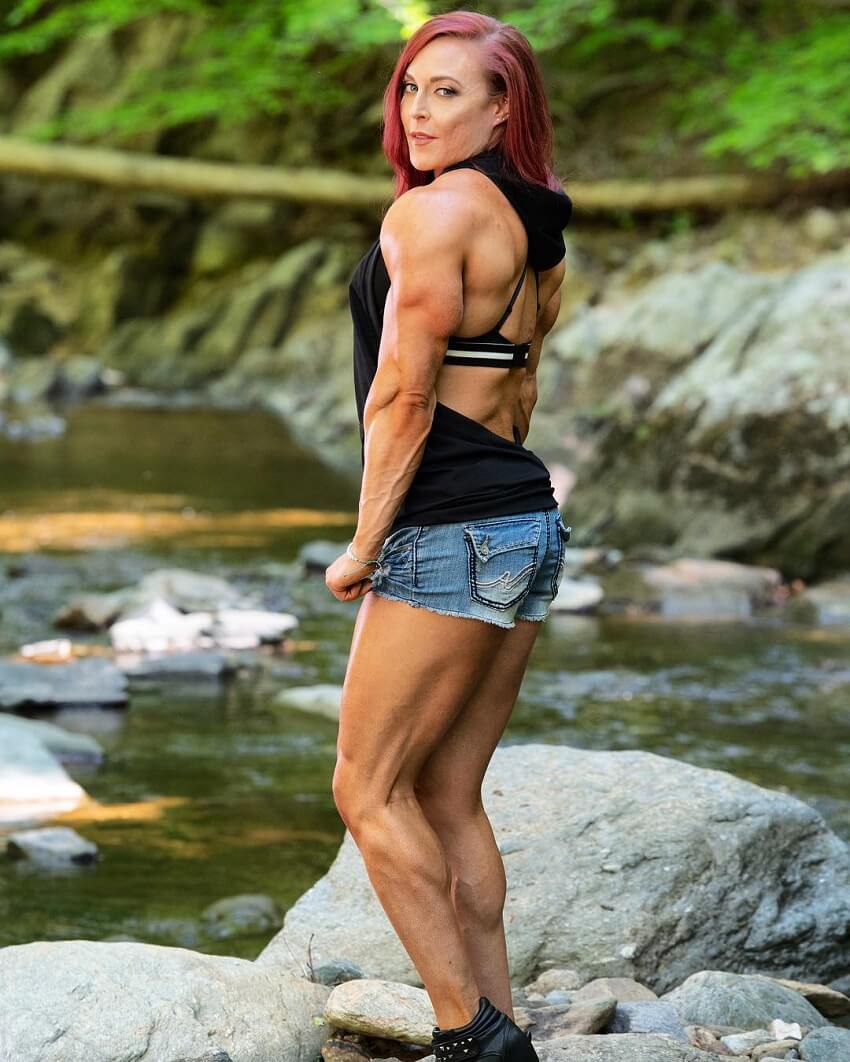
[346,541,380,568]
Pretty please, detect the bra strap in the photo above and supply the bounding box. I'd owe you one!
[492,260,527,332]
[534,267,539,312]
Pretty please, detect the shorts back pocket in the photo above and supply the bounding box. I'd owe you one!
[463,516,541,611]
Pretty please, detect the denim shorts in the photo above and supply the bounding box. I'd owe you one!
[367,507,572,629]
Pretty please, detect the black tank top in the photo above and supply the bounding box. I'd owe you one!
[349,147,573,533]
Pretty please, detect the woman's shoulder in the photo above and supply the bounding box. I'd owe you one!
[378,182,477,277]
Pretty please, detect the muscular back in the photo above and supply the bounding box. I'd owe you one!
[426,166,566,445]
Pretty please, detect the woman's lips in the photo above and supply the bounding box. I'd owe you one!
[411,134,435,143]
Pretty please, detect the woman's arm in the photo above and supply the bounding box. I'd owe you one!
[352,187,470,559]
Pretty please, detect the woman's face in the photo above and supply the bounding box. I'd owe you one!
[400,37,507,177]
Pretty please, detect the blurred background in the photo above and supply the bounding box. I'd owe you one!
[0,1,848,957]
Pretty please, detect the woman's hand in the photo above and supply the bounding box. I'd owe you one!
[325,552,379,602]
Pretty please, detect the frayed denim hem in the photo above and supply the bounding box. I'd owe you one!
[369,587,516,630]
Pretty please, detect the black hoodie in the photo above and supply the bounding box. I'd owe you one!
[348,147,572,532]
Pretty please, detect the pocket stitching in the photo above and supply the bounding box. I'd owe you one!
[465,535,539,611]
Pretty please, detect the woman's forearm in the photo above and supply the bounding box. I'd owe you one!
[352,394,435,558]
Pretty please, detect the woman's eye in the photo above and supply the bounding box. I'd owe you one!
[402,82,455,96]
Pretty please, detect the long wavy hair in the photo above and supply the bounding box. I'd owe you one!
[381,11,563,199]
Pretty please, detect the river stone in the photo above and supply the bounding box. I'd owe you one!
[0,939,329,1062]
[751,1042,800,1060]
[312,959,365,987]
[548,249,850,578]
[541,999,615,1036]
[572,978,657,1004]
[640,558,781,619]
[0,728,88,825]
[118,649,237,681]
[720,1028,775,1053]
[0,657,128,709]
[799,1025,850,1060]
[603,1000,688,1040]
[200,893,283,939]
[257,744,850,993]
[323,978,434,1044]
[663,971,830,1030]
[0,713,102,764]
[550,576,604,613]
[525,969,583,994]
[535,1034,719,1061]
[273,684,343,720]
[769,978,850,1019]
[7,825,98,866]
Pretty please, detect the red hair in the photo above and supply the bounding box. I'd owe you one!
[381,11,563,199]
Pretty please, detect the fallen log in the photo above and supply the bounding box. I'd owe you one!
[0,135,847,213]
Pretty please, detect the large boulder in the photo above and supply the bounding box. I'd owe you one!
[661,970,830,1029]
[257,745,850,993]
[541,248,850,579]
[0,940,330,1062]
[535,1037,718,1062]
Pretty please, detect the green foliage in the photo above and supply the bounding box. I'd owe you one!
[1,0,848,175]
[681,15,850,176]
[0,0,406,141]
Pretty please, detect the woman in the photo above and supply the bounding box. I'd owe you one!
[324,11,573,1062]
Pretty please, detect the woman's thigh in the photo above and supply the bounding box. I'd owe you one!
[337,591,509,807]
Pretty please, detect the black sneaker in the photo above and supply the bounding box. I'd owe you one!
[431,996,538,1062]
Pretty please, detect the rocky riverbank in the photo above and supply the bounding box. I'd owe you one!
[1,743,848,1060]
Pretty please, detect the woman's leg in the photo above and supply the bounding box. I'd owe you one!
[414,618,543,1020]
[334,590,512,1030]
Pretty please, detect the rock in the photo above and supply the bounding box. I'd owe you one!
[752,1041,800,1060]
[55,354,107,401]
[0,939,329,1062]
[0,713,102,764]
[572,978,657,1004]
[55,588,135,629]
[769,1018,804,1040]
[769,978,850,1019]
[323,978,433,1044]
[788,578,850,626]
[604,1000,689,1040]
[0,657,128,710]
[663,972,830,1031]
[320,1039,371,1062]
[200,894,284,939]
[549,250,850,579]
[534,1033,719,1060]
[167,1052,234,1062]
[640,558,782,619]
[136,568,253,612]
[274,684,343,721]
[799,1025,850,1061]
[0,728,88,825]
[601,557,784,619]
[524,969,583,995]
[6,825,98,866]
[300,540,351,572]
[551,576,604,613]
[257,745,850,993]
[109,598,297,652]
[527,1000,615,1037]
[684,1025,734,1054]
[117,649,237,682]
[312,959,366,987]
[720,1028,775,1053]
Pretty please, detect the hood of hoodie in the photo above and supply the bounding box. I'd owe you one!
[440,147,573,271]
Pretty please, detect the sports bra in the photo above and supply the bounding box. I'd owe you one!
[443,261,539,369]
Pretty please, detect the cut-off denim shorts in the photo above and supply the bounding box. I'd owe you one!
[367,506,572,630]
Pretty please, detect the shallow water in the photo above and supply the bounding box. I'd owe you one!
[1,404,848,956]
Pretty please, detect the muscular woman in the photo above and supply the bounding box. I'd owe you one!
[325,11,573,1062]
